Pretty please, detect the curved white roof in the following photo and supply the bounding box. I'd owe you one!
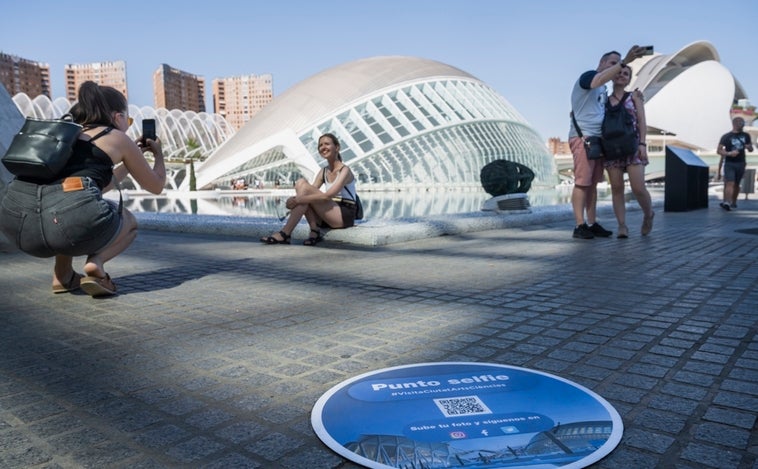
[216,56,479,156]
[196,55,555,191]
[630,40,747,149]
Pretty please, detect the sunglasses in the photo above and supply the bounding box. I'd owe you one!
[119,112,134,126]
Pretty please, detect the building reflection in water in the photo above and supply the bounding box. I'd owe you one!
[118,186,627,220]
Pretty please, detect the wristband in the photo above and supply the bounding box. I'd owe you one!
[639,143,647,147]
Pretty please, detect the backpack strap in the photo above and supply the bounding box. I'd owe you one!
[343,185,356,202]
[87,126,114,142]
[607,92,631,109]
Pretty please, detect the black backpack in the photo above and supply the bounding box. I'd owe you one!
[344,186,364,220]
[601,92,638,160]
[1,117,82,181]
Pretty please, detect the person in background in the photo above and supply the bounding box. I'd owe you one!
[260,133,357,246]
[569,45,647,239]
[0,81,166,297]
[604,65,654,237]
[717,117,753,211]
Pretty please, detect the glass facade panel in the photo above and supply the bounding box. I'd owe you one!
[197,63,557,190]
[391,91,425,131]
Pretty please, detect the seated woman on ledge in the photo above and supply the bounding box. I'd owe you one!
[261,133,357,246]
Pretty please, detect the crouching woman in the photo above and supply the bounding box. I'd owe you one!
[0,81,166,297]
[261,133,357,246]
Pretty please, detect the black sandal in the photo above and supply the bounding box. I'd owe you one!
[260,230,291,244]
[303,229,324,246]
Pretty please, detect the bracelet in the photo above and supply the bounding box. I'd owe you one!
[639,143,647,147]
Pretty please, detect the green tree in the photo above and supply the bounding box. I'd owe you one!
[185,138,201,192]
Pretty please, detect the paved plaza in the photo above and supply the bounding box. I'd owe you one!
[0,196,756,468]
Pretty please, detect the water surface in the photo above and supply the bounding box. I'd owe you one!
[116,185,639,220]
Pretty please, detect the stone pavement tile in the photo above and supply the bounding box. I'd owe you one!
[0,198,756,468]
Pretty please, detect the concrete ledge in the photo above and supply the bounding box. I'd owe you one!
[135,203,605,246]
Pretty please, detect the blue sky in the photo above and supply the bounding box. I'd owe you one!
[3,0,755,141]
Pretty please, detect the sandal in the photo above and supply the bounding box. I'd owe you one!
[79,273,117,297]
[52,271,83,294]
[617,224,629,239]
[303,229,324,246]
[641,211,655,236]
[260,230,291,245]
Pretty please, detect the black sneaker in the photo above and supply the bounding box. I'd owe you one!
[588,222,612,237]
[573,223,595,239]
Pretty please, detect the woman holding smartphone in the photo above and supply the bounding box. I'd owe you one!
[0,81,166,297]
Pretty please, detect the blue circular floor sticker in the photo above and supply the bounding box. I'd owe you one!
[312,362,623,468]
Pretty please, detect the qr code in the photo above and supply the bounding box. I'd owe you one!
[433,395,492,417]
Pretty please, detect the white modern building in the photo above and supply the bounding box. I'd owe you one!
[191,56,558,190]
[629,40,752,151]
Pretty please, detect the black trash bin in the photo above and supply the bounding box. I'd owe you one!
[664,145,709,212]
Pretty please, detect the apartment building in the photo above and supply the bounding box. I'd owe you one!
[0,52,51,98]
[547,137,571,156]
[64,60,128,102]
[212,74,273,130]
[153,64,205,112]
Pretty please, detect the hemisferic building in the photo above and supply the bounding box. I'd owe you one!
[192,56,557,191]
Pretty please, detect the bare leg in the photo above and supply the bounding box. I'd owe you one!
[724,181,736,206]
[264,178,341,241]
[585,184,598,225]
[84,209,137,278]
[52,255,78,289]
[607,167,626,227]
[571,185,588,226]
[291,178,345,228]
[281,204,307,234]
[627,164,652,217]
[732,181,741,206]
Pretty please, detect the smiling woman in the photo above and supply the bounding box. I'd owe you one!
[259,133,359,246]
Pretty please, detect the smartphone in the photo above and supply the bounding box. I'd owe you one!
[642,45,654,56]
[142,118,156,142]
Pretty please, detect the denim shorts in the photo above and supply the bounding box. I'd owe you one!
[723,160,746,183]
[0,177,121,258]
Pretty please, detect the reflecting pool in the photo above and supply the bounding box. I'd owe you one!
[116,185,653,220]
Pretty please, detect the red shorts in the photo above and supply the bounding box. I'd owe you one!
[570,137,605,186]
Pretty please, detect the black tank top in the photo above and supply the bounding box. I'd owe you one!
[59,127,114,190]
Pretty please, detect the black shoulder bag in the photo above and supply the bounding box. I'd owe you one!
[571,111,603,160]
[1,116,83,182]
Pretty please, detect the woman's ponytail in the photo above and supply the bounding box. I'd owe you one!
[73,81,126,127]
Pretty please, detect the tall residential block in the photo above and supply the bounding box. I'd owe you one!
[65,60,128,102]
[212,74,273,130]
[153,64,205,112]
[547,137,571,156]
[0,52,51,98]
